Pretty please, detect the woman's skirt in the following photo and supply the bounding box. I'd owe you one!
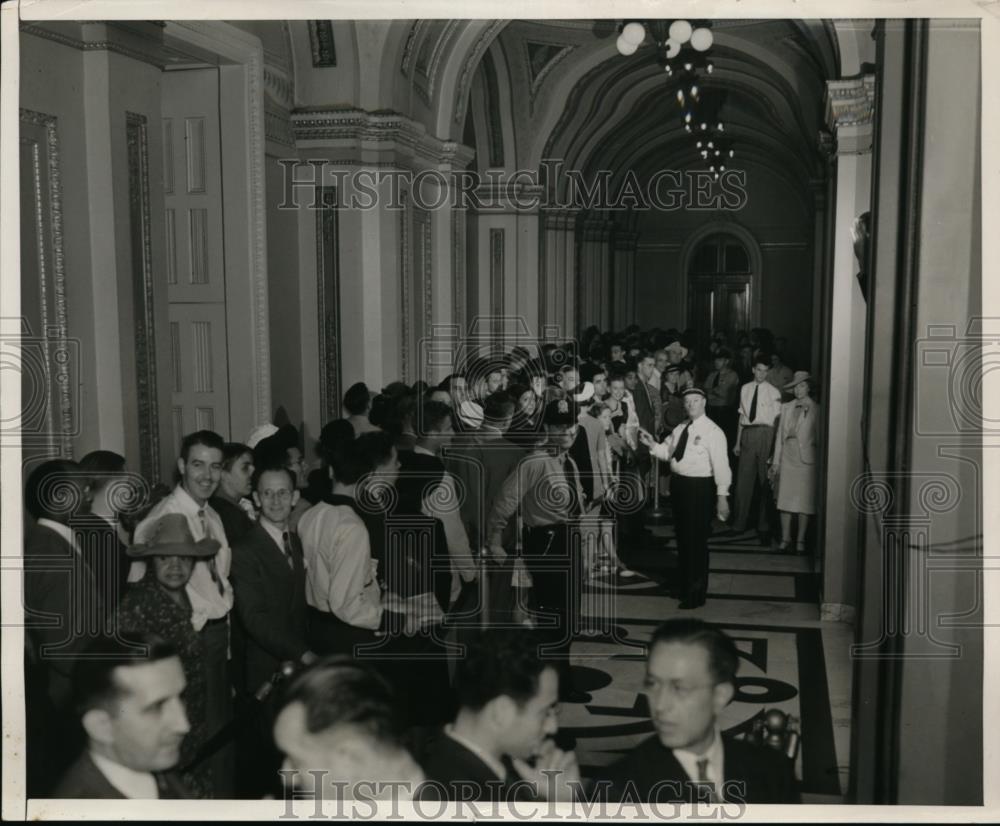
[776,436,817,514]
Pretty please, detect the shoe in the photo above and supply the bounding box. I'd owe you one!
[562,688,593,704]
[795,541,807,553]
[778,540,791,552]
[617,567,637,578]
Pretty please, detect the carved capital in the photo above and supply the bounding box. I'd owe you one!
[825,74,875,155]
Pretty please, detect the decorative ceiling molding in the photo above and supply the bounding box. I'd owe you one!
[20,21,189,68]
[307,21,337,67]
[454,20,508,125]
[825,73,875,154]
[263,65,294,109]
[524,39,576,109]
[400,21,425,77]
[291,107,475,168]
[412,20,462,106]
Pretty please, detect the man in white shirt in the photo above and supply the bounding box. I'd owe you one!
[639,387,731,609]
[602,619,798,804]
[53,634,193,798]
[731,355,783,541]
[418,629,581,803]
[128,429,235,794]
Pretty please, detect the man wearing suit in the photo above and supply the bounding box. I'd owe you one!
[417,629,580,803]
[603,619,798,804]
[53,634,193,798]
[230,465,315,797]
[23,459,94,794]
[631,354,663,497]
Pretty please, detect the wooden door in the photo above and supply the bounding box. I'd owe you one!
[161,68,231,439]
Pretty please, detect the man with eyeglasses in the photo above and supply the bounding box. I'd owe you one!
[602,619,798,804]
[230,465,316,796]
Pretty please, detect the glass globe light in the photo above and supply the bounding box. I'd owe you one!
[669,20,693,44]
[622,22,646,45]
[691,27,714,52]
[616,34,639,56]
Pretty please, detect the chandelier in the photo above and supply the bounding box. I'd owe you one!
[615,20,735,179]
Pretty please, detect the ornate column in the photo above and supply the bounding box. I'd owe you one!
[539,208,579,340]
[577,218,614,333]
[613,230,639,331]
[821,72,875,620]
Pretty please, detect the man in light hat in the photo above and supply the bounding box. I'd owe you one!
[639,387,731,609]
[485,398,590,703]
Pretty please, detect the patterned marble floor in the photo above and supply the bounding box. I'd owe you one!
[560,516,853,803]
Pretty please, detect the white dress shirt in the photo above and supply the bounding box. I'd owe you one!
[649,414,732,496]
[89,750,159,799]
[738,380,782,427]
[672,727,726,801]
[128,485,234,630]
[298,501,382,630]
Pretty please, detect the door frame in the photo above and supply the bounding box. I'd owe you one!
[679,220,763,334]
[161,22,271,443]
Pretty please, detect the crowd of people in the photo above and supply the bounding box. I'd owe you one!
[22,323,818,803]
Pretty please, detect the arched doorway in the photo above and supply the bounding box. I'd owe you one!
[687,232,754,351]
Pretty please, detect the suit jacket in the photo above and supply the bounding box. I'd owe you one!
[209,495,255,546]
[772,398,821,466]
[602,734,799,804]
[53,751,192,799]
[632,381,662,439]
[446,431,524,549]
[71,513,130,615]
[23,522,100,708]
[417,729,527,802]
[230,522,309,693]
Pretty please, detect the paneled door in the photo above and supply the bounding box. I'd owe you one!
[687,234,753,352]
[161,68,231,440]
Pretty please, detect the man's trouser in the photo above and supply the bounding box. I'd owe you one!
[670,475,716,600]
[733,425,775,531]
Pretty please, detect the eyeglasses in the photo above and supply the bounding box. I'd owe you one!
[643,679,716,702]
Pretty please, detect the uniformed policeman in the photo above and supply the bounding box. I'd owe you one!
[639,387,732,609]
[486,398,589,702]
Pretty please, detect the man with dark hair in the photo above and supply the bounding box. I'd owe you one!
[438,372,469,409]
[209,442,256,545]
[128,429,234,795]
[632,353,662,498]
[343,382,378,435]
[603,619,798,803]
[23,459,94,793]
[273,657,425,799]
[53,634,193,798]
[731,354,782,542]
[418,629,580,802]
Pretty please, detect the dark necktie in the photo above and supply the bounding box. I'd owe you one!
[282,530,295,570]
[197,508,225,596]
[696,757,719,802]
[712,372,721,389]
[673,423,690,461]
[749,384,759,423]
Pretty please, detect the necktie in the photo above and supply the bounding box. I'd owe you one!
[749,384,759,423]
[673,423,690,461]
[282,530,295,570]
[712,372,721,389]
[198,508,225,596]
[696,757,719,802]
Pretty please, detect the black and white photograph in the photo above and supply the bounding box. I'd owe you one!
[1,0,994,819]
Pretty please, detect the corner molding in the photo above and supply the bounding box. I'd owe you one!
[825,74,876,155]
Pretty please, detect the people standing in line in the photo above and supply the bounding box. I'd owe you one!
[485,399,590,703]
[730,355,783,544]
[639,388,731,609]
[632,354,663,499]
[767,351,795,401]
[769,372,821,553]
[343,382,380,435]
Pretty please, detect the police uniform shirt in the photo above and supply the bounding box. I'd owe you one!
[650,415,732,496]
[738,380,782,427]
[485,450,585,547]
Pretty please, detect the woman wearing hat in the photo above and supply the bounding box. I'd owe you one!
[115,513,220,797]
[769,372,822,552]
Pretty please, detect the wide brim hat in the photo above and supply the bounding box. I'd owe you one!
[784,371,812,390]
[127,513,219,559]
[572,382,595,403]
[245,423,279,449]
[457,400,485,429]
